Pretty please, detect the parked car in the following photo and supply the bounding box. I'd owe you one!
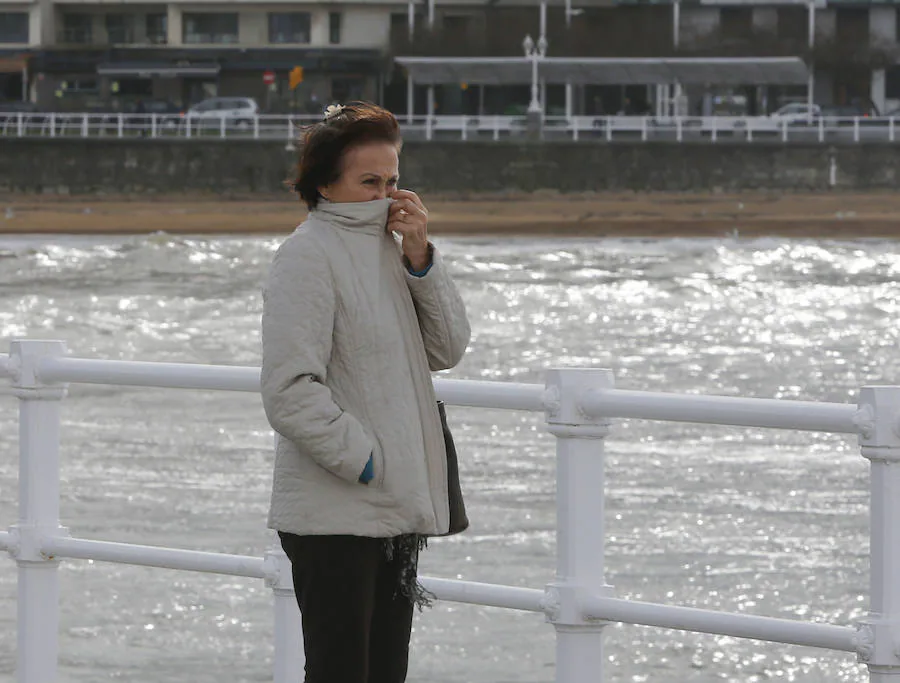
[0,100,42,131]
[125,99,183,131]
[184,97,259,131]
[0,100,37,113]
[821,103,879,126]
[769,102,822,126]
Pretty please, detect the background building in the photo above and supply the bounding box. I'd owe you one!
[0,0,898,115]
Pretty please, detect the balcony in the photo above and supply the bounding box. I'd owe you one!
[106,27,135,44]
[57,27,93,45]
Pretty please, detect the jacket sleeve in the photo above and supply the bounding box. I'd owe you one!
[260,234,374,484]
[404,245,471,371]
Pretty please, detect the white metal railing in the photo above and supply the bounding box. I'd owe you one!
[2,112,899,143]
[2,340,898,682]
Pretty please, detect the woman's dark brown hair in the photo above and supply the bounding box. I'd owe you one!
[292,101,402,210]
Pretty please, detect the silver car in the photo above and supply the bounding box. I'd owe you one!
[185,97,259,131]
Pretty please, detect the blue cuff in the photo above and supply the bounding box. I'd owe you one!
[406,261,433,278]
[358,454,374,484]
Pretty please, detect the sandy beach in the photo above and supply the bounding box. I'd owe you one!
[2,192,900,238]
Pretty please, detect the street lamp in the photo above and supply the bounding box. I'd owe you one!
[523,33,548,114]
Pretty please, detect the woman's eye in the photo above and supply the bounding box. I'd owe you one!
[364,179,378,185]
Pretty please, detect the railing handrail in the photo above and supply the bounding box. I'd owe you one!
[26,353,863,433]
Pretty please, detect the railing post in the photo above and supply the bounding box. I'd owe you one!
[855,386,900,681]
[265,547,304,683]
[7,340,69,683]
[17,113,23,137]
[543,368,615,683]
[117,114,123,138]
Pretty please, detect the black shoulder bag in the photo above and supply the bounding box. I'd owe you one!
[436,401,469,536]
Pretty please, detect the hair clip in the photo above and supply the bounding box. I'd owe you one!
[324,104,345,122]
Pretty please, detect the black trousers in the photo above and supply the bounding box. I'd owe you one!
[278,532,416,683]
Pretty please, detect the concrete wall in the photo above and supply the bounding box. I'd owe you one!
[2,140,899,196]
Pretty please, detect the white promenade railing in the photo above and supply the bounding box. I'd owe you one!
[1,111,899,144]
[1,338,898,682]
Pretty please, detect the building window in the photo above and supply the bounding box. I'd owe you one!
[61,79,98,94]
[183,13,238,44]
[105,14,135,44]
[146,13,167,45]
[720,7,753,41]
[777,6,806,42]
[61,13,93,44]
[886,66,900,101]
[836,7,868,45]
[268,12,310,44]
[0,12,28,43]
[442,14,473,47]
[332,77,364,102]
[329,12,342,44]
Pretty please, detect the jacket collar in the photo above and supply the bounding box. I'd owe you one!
[311,198,393,237]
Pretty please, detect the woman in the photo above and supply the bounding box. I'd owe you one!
[260,101,471,683]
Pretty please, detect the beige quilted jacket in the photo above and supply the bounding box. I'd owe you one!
[260,198,470,537]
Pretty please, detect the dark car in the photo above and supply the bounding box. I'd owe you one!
[123,99,184,132]
[0,100,37,113]
[821,103,879,125]
[0,100,42,132]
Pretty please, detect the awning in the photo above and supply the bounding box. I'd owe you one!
[0,55,28,74]
[395,56,809,86]
[96,62,221,78]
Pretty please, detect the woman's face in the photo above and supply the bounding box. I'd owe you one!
[320,142,400,204]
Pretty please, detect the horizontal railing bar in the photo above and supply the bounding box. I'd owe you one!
[581,388,860,434]
[42,536,269,579]
[419,576,546,612]
[32,356,546,411]
[39,356,261,392]
[583,595,857,652]
[20,355,868,430]
[37,535,545,613]
[434,378,545,412]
